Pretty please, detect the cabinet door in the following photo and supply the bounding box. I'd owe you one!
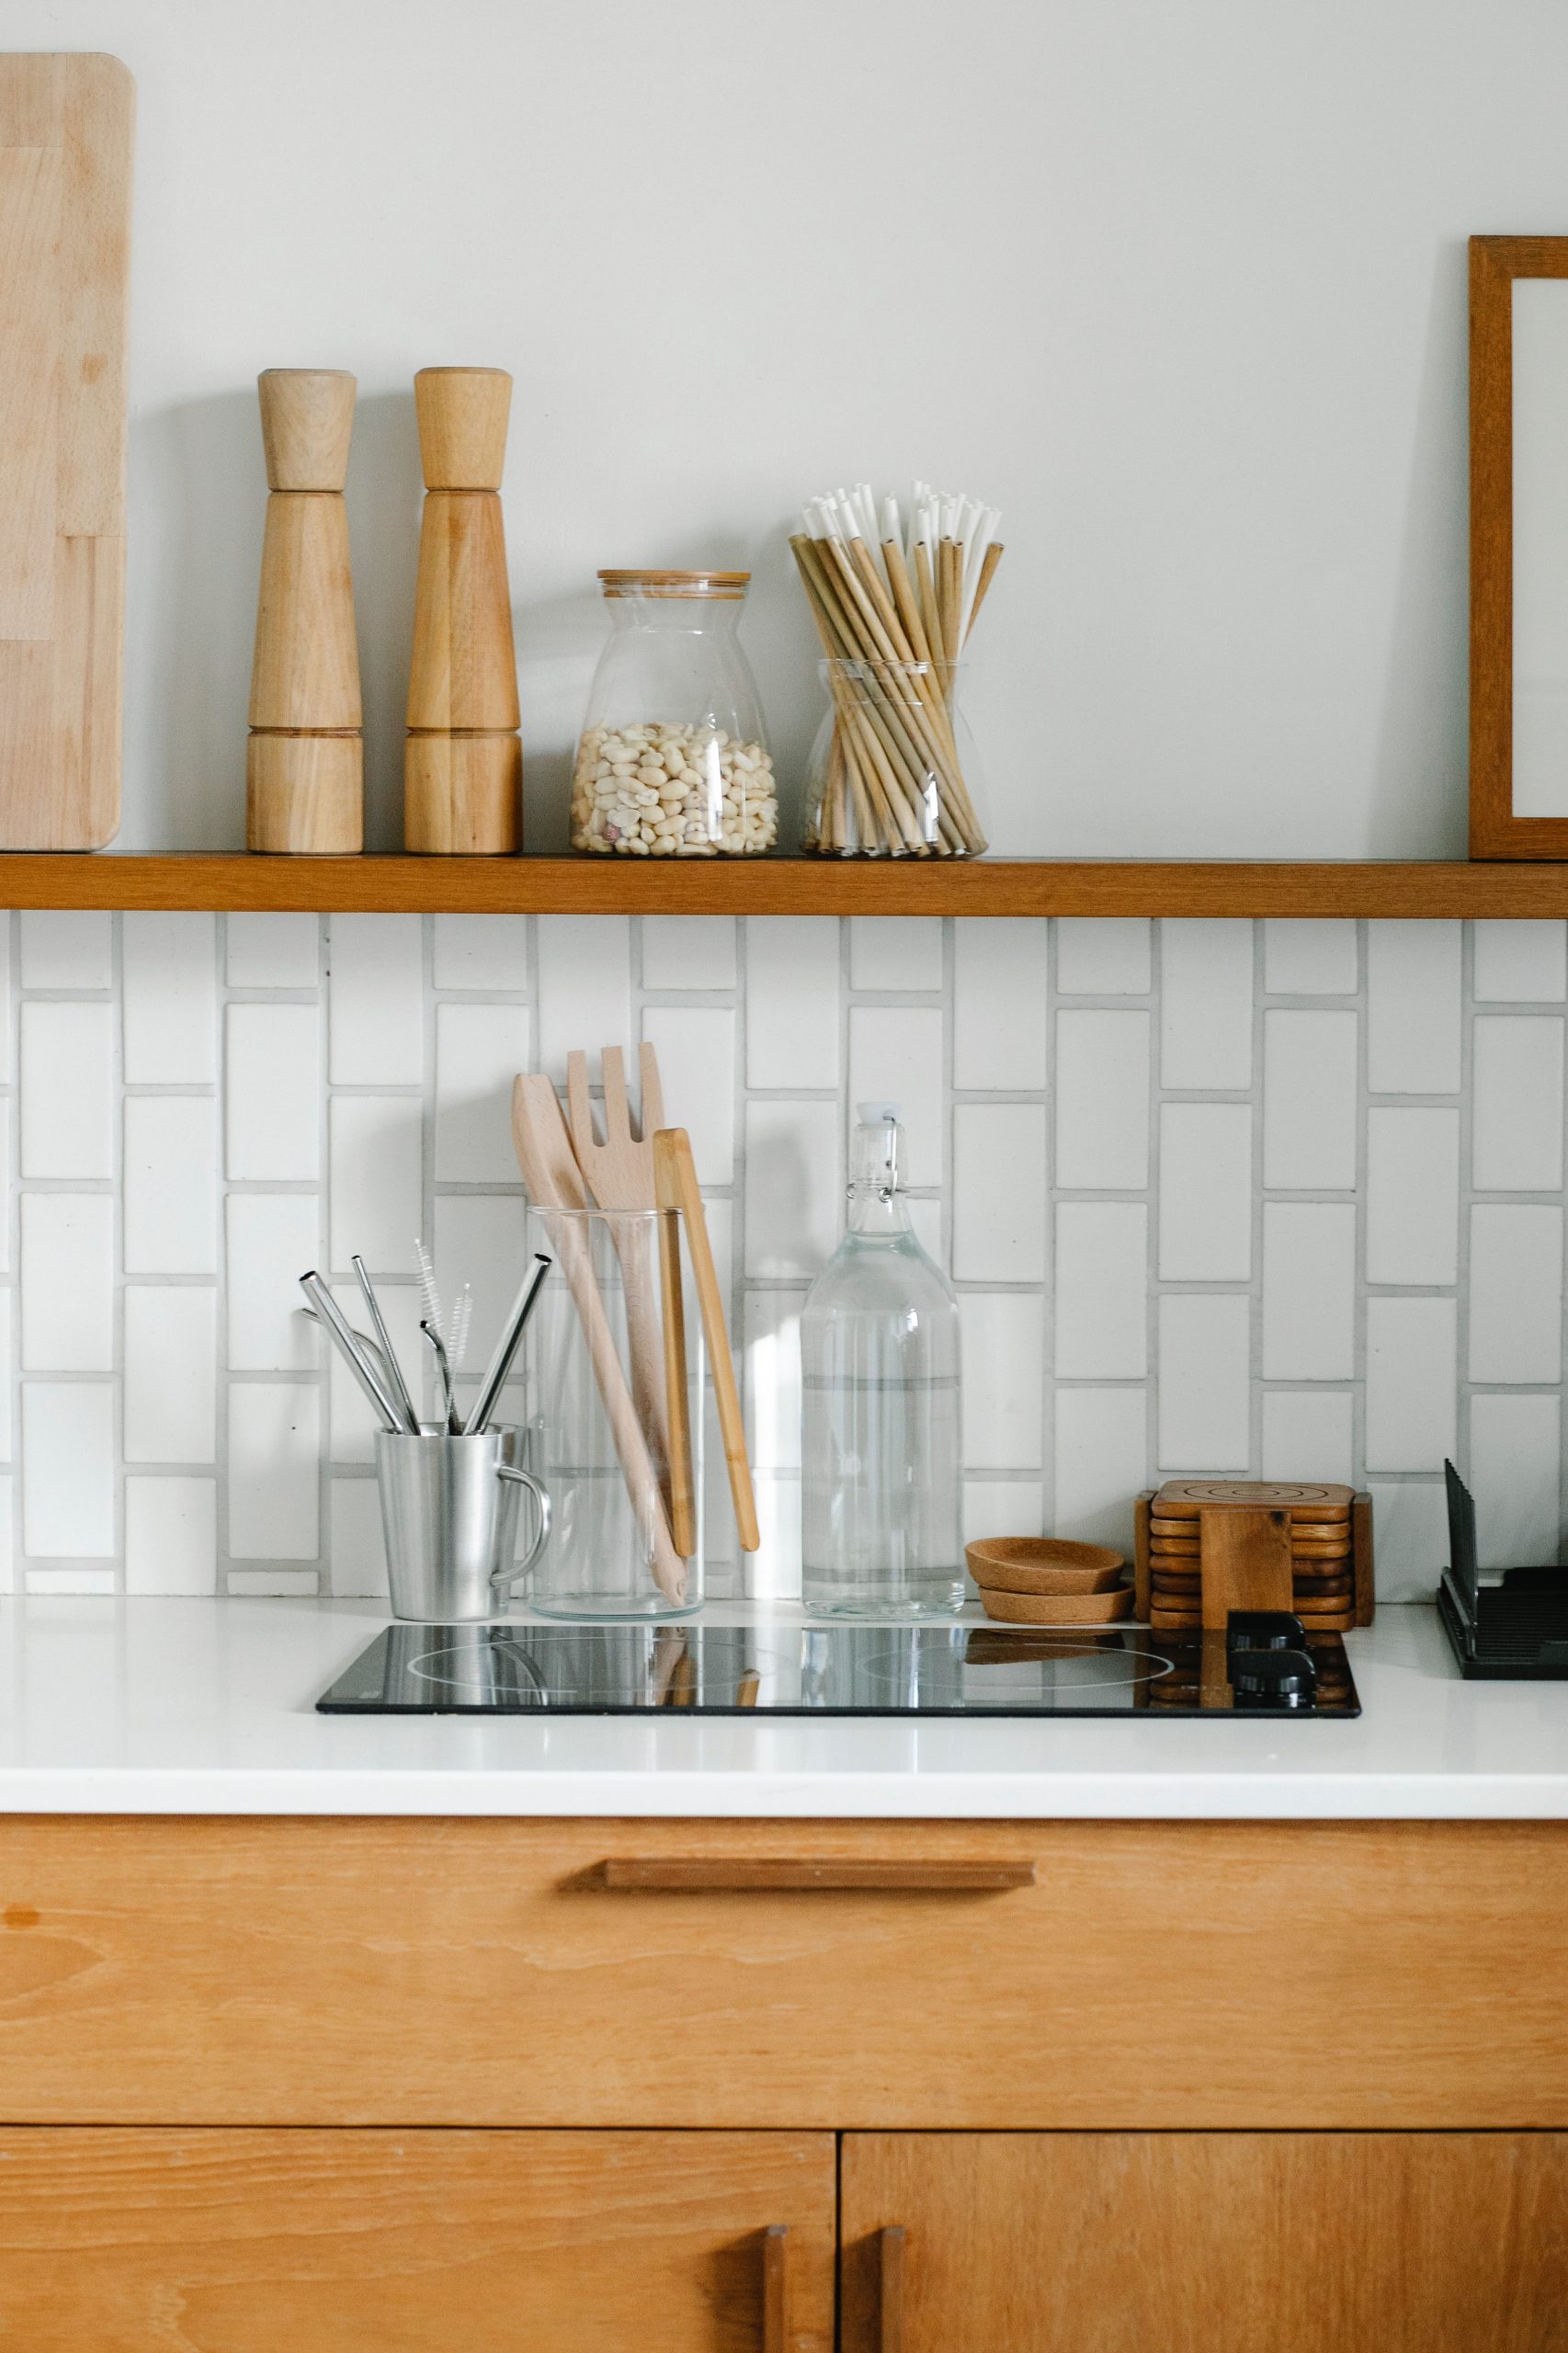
[841,2131,1568,2352]
[0,2129,835,2353]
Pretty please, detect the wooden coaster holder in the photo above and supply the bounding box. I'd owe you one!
[1133,1481,1374,1631]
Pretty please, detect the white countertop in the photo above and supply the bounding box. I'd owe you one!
[0,1597,1565,1819]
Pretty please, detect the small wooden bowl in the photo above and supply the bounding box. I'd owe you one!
[981,1584,1134,1627]
[965,1538,1126,1597]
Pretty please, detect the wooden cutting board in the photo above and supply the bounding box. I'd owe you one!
[0,54,132,848]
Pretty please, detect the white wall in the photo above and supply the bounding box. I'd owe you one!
[11,0,1568,856]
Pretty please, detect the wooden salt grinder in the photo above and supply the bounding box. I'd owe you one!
[404,367,522,853]
[247,370,363,853]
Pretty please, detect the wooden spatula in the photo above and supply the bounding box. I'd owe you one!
[565,1044,668,1469]
[654,1126,760,1555]
[512,1074,687,1604]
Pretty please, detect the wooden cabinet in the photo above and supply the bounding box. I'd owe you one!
[3,1814,1567,2349]
[841,2132,1568,2352]
[0,2129,835,2353]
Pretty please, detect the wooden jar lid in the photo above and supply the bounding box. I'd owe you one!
[597,569,750,599]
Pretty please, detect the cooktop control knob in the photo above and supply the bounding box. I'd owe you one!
[1226,1609,1308,1653]
[1229,1646,1318,1710]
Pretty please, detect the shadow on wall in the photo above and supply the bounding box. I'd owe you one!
[1369,238,1471,858]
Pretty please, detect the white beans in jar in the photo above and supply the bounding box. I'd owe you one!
[571,722,778,857]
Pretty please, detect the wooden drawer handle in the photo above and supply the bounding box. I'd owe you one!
[880,2224,906,2353]
[600,1858,1037,1893]
[764,2223,790,2353]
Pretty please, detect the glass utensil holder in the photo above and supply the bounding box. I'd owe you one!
[801,657,986,858]
[520,1206,705,1618]
[572,570,778,857]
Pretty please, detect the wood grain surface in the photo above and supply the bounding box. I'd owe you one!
[0,2128,835,2353]
[1,1816,1565,2130]
[1469,235,1568,858]
[840,2131,1568,2353]
[5,854,1568,912]
[0,53,132,849]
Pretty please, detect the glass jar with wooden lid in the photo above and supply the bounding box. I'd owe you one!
[571,570,778,857]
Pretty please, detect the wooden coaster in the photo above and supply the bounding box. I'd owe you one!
[980,1584,1133,1627]
[1152,1480,1354,1524]
[965,1537,1127,1597]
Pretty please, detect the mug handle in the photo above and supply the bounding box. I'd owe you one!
[494,1464,552,1596]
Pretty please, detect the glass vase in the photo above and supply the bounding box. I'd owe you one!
[801,658,987,857]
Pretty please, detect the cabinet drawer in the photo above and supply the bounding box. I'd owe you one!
[1,1815,1566,2128]
[0,2128,835,2353]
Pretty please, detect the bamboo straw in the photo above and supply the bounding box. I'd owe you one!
[966,540,1005,641]
[792,487,1002,857]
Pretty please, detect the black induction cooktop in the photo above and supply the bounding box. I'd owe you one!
[317,1615,1359,1718]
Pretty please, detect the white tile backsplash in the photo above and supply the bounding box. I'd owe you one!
[125,1476,217,1594]
[1263,1009,1358,1188]
[1471,1017,1564,1192]
[849,915,943,992]
[121,912,217,1084]
[19,910,111,990]
[227,1384,320,1560]
[1055,1010,1149,1188]
[6,910,1568,1600]
[430,913,529,992]
[1365,1108,1460,1286]
[1365,1296,1458,1472]
[327,913,425,1086]
[1261,1201,1356,1381]
[847,1006,944,1186]
[1158,1102,1251,1280]
[953,921,1047,1089]
[124,1287,217,1463]
[330,1093,425,1272]
[1472,920,1567,1004]
[1056,918,1150,995]
[225,1004,321,1180]
[1160,919,1253,1089]
[1470,1392,1561,1569]
[226,909,320,990]
[744,917,839,1088]
[1156,1293,1250,1471]
[123,1097,219,1274]
[226,1194,320,1371]
[1367,921,1462,1094]
[22,1382,114,1556]
[20,1195,113,1371]
[960,1292,1045,1470]
[537,914,631,1080]
[744,1099,839,1279]
[20,1001,113,1178]
[1261,1389,1354,1483]
[1263,918,1358,995]
[641,1006,736,1186]
[642,915,736,994]
[1052,1388,1146,1550]
[1054,1201,1148,1379]
[953,1104,1048,1283]
[1469,1204,1562,1384]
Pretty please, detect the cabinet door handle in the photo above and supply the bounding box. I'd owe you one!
[880,2224,906,2353]
[764,2223,790,2353]
[599,1859,1036,1893]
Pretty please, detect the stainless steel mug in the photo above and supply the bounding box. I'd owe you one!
[375,1424,551,1622]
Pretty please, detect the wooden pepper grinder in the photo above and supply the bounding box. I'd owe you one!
[404,367,522,852]
[247,369,364,853]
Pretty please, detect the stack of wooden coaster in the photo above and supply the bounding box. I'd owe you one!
[1133,1481,1374,1631]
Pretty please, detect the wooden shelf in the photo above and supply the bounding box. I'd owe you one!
[0,853,1565,916]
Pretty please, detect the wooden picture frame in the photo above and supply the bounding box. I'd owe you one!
[1471,235,1568,856]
